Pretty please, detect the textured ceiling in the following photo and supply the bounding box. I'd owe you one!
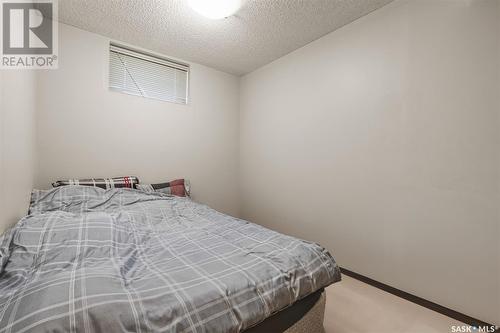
[59,0,393,75]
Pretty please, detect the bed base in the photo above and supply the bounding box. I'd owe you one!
[284,291,326,333]
[245,290,326,333]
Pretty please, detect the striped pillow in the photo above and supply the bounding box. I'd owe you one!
[136,179,190,197]
[52,176,139,189]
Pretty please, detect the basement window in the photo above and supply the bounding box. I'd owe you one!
[109,44,189,104]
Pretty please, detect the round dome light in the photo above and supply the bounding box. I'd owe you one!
[188,0,242,20]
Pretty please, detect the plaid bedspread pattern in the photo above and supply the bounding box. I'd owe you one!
[52,176,139,189]
[0,186,340,333]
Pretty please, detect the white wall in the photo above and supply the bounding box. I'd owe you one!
[0,70,37,234]
[36,23,241,216]
[240,0,499,325]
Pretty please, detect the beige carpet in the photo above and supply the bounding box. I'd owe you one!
[324,275,465,333]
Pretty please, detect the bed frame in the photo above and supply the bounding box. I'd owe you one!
[245,290,326,333]
[284,291,326,333]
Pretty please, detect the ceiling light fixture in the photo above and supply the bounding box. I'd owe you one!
[188,0,242,20]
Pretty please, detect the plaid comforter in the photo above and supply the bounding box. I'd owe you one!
[0,186,341,333]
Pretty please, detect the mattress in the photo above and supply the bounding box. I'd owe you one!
[0,186,341,332]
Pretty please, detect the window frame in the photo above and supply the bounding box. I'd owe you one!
[108,43,190,105]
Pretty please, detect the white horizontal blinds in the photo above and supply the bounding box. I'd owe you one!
[109,44,189,104]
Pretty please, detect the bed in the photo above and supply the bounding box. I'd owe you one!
[0,186,341,332]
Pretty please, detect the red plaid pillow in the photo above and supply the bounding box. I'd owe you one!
[136,179,190,197]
